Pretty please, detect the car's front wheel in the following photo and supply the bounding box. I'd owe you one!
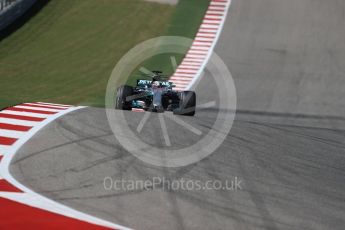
[173,91,196,116]
[115,85,134,110]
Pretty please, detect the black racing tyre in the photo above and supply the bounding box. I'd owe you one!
[115,85,134,110]
[173,91,196,116]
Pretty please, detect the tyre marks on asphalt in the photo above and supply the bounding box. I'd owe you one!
[0,0,233,228]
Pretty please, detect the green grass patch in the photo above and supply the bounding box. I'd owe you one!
[0,0,209,108]
[128,0,210,84]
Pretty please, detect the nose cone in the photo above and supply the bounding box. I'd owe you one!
[152,91,162,107]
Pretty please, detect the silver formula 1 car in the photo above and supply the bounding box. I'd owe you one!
[115,71,196,116]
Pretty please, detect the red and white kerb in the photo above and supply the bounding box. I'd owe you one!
[0,102,123,229]
[170,0,231,91]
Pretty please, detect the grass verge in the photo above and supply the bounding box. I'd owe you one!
[0,0,209,108]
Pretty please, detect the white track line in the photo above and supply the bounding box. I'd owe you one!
[35,102,71,107]
[178,65,200,69]
[0,110,49,118]
[173,73,197,77]
[0,129,25,139]
[208,6,226,11]
[23,103,69,110]
[204,15,223,19]
[190,45,211,50]
[203,20,221,24]
[175,70,198,74]
[200,24,220,29]
[185,54,207,59]
[192,37,214,42]
[14,105,62,112]
[181,62,202,66]
[0,118,38,127]
[188,50,209,54]
[0,145,11,154]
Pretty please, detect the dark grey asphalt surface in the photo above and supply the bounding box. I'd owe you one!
[10,0,345,229]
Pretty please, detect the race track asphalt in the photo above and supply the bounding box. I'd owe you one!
[10,0,345,229]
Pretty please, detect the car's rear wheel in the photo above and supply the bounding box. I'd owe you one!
[115,85,134,110]
[173,91,196,116]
